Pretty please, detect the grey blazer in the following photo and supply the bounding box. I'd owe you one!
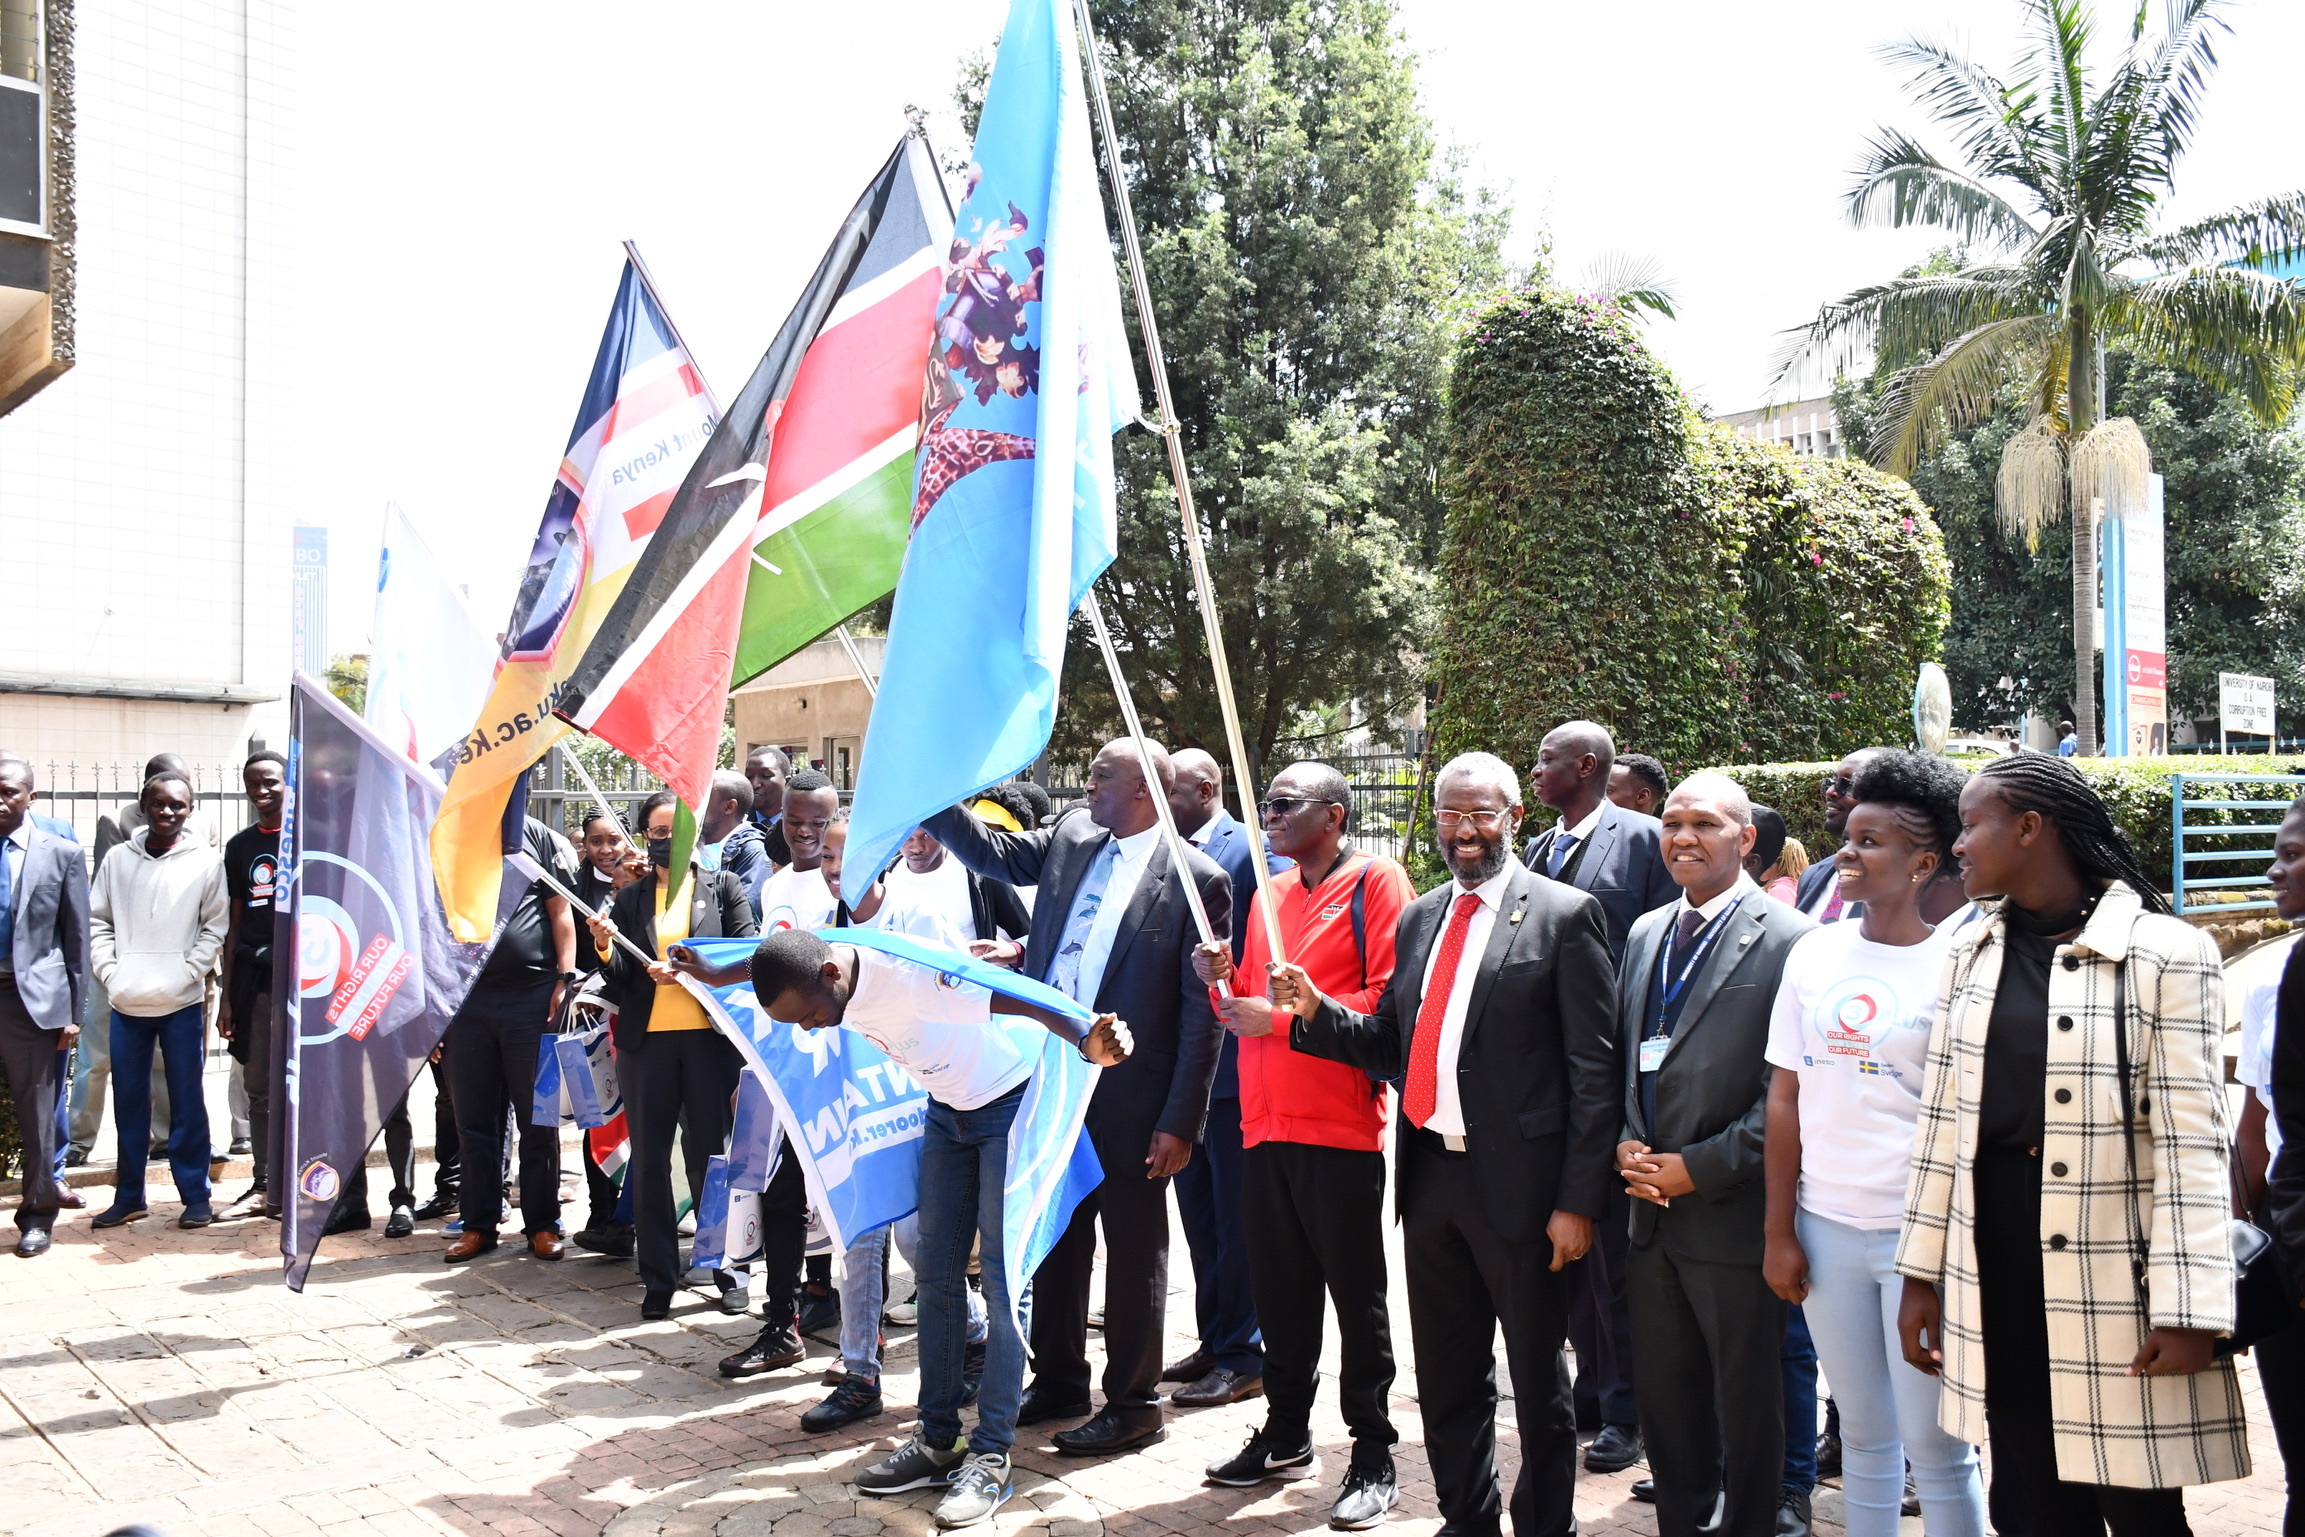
[1522,802,1679,966]
[1615,887,1813,1263]
[923,805,1232,1166]
[9,823,91,1031]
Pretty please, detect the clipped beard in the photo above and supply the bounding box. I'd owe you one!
[1443,836,1510,885]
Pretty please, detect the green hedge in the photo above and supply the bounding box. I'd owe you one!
[1428,283,1949,785]
[1708,755,2305,891]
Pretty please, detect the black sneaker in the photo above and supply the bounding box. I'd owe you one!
[1206,1430,1319,1487]
[1584,1423,1641,1474]
[1329,1463,1399,1530]
[718,1322,804,1378]
[797,1286,842,1342]
[321,1206,370,1236]
[856,1435,965,1495]
[573,1225,636,1258]
[412,1196,456,1221]
[799,1372,883,1433]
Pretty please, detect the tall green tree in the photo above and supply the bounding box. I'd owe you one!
[1021,0,1505,775]
[1780,0,2304,754]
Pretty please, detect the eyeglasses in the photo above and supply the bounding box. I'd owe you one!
[1258,795,1342,818]
[1435,809,1514,832]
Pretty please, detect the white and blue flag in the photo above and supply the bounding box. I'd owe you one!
[682,927,1104,1342]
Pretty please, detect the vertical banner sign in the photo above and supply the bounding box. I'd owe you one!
[291,526,329,677]
[2099,477,2168,758]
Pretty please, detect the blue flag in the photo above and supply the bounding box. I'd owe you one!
[843,0,1140,881]
[683,928,1104,1343]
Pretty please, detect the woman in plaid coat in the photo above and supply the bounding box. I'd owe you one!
[1895,756,2246,1532]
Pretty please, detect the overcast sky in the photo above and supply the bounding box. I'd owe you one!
[298,0,2305,653]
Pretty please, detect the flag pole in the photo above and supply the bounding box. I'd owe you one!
[833,624,880,699]
[1070,0,1286,964]
[560,747,645,860]
[621,241,721,416]
[1083,592,1230,996]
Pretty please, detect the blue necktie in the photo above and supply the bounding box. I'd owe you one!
[1548,831,1579,879]
[1049,841,1119,1002]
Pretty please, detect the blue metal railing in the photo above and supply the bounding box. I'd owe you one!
[2171,772,2305,916]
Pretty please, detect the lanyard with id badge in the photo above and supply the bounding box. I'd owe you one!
[1638,897,1745,1075]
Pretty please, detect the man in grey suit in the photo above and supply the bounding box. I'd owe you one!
[1616,773,1814,1537]
[1520,720,1678,1475]
[925,736,1232,1456]
[1272,751,1619,1537]
[0,755,90,1258]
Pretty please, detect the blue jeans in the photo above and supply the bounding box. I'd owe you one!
[1797,1209,1985,1537]
[109,1005,212,1208]
[916,1082,1026,1457]
[840,1213,987,1379]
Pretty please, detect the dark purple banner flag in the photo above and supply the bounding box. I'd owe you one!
[274,674,505,1288]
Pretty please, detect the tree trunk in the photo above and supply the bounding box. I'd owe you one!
[2067,311,2098,756]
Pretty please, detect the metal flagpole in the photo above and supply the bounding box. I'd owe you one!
[1084,591,1230,996]
[508,853,657,971]
[560,748,644,858]
[833,624,880,699]
[1070,0,1286,964]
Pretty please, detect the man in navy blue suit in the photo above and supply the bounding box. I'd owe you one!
[1520,721,1678,1475]
[1163,747,1290,1407]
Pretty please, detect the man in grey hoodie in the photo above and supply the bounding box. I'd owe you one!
[88,770,228,1229]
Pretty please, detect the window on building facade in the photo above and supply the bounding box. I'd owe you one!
[0,0,39,230]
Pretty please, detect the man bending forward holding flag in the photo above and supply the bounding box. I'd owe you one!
[678,930,1128,1527]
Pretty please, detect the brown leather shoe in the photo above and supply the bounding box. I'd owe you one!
[444,1229,498,1264]
[57,1189,87,1210]
[529,1230,565,1260]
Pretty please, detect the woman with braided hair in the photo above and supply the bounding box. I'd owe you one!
[1895,754,2246,1535]
[1762,751,1983,1536]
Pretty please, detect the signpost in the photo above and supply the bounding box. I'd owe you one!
[2099,478,2167,757]
[2221,672,2277,753]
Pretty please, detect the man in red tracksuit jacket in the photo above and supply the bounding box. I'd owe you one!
[1193,760,1416,1532]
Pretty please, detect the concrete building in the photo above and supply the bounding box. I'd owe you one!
[0,0,298,768]
[1715,394,1844,458]
[731,633,883,793]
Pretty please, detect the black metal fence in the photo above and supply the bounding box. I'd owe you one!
[27,760,259,854]
[1043,751,1425,863]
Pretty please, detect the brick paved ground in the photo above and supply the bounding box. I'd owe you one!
[0,1128,2292,1537]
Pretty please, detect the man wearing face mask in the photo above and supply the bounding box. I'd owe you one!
[442,817,580,1263]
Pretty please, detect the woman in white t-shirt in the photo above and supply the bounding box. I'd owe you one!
[1763,751,1984,1537]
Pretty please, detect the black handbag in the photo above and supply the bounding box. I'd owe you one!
[2110,963,2291,1356]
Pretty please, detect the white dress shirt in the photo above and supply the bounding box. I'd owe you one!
[1073,824,1160,1006]
[1416,863,1514,1137]
[1673,870,1759,930]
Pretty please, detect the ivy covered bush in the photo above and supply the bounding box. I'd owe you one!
[1427,283,1950,786]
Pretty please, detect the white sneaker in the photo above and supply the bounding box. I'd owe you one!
[934,1452,1013,1528]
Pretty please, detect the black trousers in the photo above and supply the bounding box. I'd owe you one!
[1568,1184,1639,1429]
[1174,1094,1263,1374]
[755,1135,808,1328]
[343,1089,416,1215]
[447,982,561,1238]
[0,980,63,1228]
[237,989,274,1190]
[2255,1318,2305,1537]
[1399,1130,1575,1537]
[625,1026,743,1296]
[1029,1152,1172,1423]
[426,1053,459,1204]
[1628,1240,1786,1537]
[1242,1138,1396,1458]
[1975,1148,2192,1537]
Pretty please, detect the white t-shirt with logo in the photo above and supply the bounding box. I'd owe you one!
[1763,919,1957,1229]
[878,856,979,944]
[755,864,836,934]
[842,948,1032,1111]
[2239,972,2282,1167]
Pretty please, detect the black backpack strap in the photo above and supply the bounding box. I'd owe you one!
[1347,859,1373,991]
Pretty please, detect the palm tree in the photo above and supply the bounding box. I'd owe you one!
[1778,0,2304,754]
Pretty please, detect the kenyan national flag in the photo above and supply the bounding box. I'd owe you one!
[555,133,954,807]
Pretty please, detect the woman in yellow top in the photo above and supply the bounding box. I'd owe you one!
[587,791,757,1320]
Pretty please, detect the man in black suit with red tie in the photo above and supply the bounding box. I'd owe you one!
[1270,751,1620,1537]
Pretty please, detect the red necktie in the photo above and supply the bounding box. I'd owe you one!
[1404,892,1483,1128]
